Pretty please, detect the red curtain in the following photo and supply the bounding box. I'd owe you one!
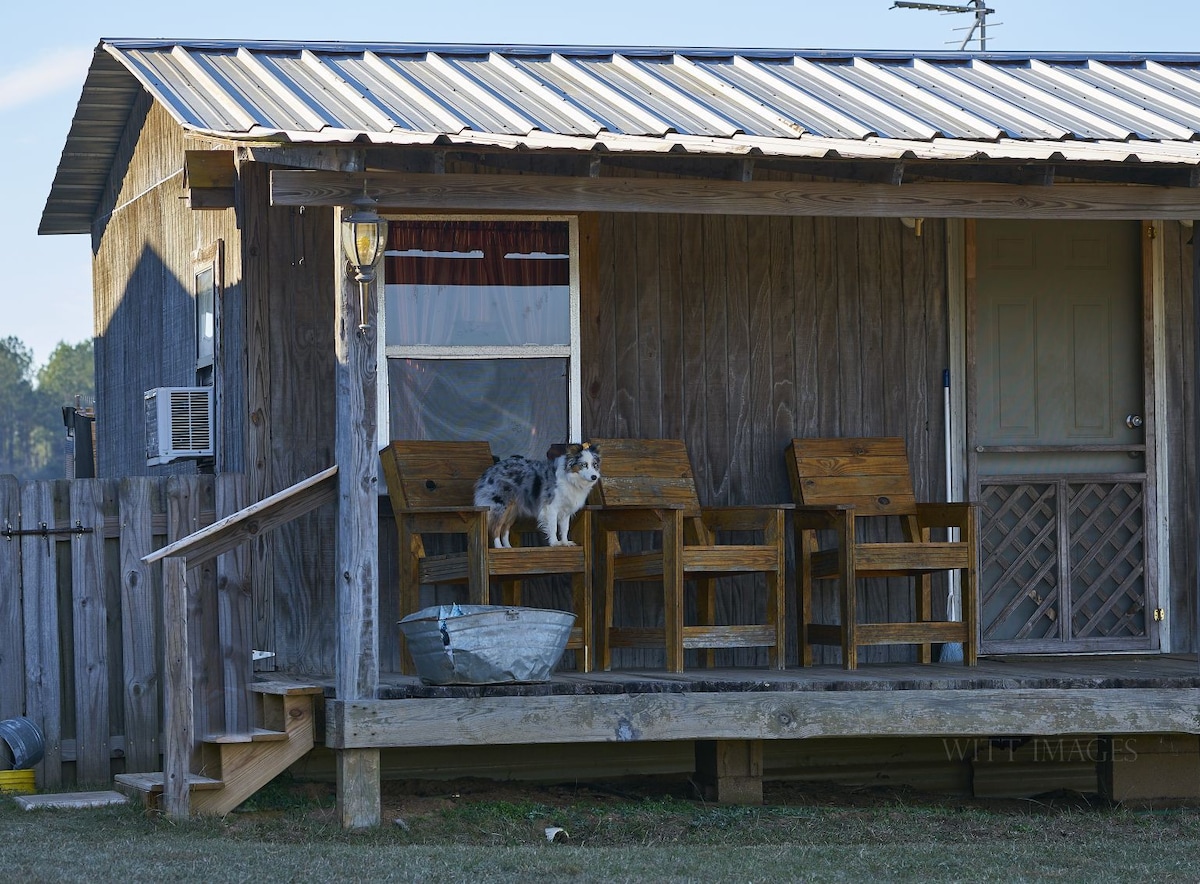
[385,220,569,286]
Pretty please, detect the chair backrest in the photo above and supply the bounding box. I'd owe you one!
[786,437,918,517]
[380,440,496,509]
[590,438,702,518]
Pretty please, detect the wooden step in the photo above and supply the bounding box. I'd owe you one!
[204,727,289,744]
[16,791,129,810]
[250,679,324,696]
[114,771,223,796]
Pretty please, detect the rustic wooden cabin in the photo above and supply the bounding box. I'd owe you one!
[16,39,1200,826]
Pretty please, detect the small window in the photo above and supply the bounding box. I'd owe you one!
[193,242,222,380]
[380,217,580,459]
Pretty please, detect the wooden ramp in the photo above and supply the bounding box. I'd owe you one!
[115,681,322,815]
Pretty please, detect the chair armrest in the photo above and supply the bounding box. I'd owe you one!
[791,504,853,531]
[393,505,487,534]
[914,502,977,530]
[596,504,685,533]
[700,504,792,533]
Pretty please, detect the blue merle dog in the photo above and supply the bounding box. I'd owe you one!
[473,442,601,548]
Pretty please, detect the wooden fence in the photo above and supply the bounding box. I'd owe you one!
[0,473,247,789]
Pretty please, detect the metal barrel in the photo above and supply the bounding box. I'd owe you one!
[0,717,45,769]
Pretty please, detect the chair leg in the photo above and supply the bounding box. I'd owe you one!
[397,523,422,675]
[696,577,717,668]
[465,514,490,606]
[767,509,786,670]
[963,514,979,666]
[600,528,617,671]
[573,513,594,673]
[767,565,786,671]
[663,510,685,673]
[916,573,933,664]
[836,513,858,670]
[797,529,815,667]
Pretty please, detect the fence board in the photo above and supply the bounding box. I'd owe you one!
[21,480,63,787]
[119,478,160,772]
[70,479,111,785]
[4,473,250,789]
[0,475,21,721]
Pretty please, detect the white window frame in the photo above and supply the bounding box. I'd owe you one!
[375,213,583,450]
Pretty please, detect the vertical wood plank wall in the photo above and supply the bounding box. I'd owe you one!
[0,474,244,788]
[91,100,247,479]
[585,212,950,665]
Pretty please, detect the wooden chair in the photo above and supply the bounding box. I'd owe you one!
[380,440,593,672]
[785,437,978,669]
[591,438,787,673]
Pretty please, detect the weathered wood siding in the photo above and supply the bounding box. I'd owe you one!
[0,473,243,788]
[585,212,951,666]
[91,100,246,478]
[238,163,338,674]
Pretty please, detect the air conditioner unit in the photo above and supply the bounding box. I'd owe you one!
[145,387,214,465]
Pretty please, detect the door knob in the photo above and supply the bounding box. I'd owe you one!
[1126,414,1144,429]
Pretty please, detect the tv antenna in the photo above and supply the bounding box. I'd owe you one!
[891,1,998,51]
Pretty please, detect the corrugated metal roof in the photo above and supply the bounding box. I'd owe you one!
[41,40,1200,234]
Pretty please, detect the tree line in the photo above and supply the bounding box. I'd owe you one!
[0,336,95,480]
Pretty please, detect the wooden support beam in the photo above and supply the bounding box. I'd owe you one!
[162,556,192,821]
[326,688,1200,749]
[1100,734,1200,806]
[271,169,1200,219]
[333,207,381,829]
[184,150,236,209]
[695,739,763,804]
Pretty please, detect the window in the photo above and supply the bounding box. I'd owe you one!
[193,242,222,383]
[380,217,580,460]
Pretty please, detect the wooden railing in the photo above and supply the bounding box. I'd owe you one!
[142,465,337,818]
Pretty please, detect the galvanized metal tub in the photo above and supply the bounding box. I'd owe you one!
[399,604,575,685]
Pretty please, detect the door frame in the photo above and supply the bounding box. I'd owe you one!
[954,218,1169,653]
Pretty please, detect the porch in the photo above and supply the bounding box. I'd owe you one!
[315,654,1200,806]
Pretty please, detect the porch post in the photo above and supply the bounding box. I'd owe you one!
[1193,224,1200,671]
[334,206,381,828]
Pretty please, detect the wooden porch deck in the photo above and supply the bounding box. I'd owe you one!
[319,655,1200,753]
[239,654,1200,810]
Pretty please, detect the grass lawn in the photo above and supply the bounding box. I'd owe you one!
[6,775,1200,882]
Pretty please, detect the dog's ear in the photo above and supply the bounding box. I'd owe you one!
[582,441,598,456]
[545,443,568,460]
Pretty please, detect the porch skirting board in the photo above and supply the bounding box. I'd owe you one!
[325,687,1200,749]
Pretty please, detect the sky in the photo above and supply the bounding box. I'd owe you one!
[2,0,1197,370]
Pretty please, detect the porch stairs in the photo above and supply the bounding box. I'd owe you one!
[114,681,323,815]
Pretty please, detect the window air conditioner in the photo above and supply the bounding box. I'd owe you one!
[145,387,214,465]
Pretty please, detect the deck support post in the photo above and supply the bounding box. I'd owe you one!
[1100,734,1200,806]
[695,739,763,805]
[334,206,381,828]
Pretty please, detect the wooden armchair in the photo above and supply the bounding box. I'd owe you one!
[785,437,978,669]
[380,440,593,672]
[591,438,787,673]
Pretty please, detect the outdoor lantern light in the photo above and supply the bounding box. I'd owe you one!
[340,190,389,334]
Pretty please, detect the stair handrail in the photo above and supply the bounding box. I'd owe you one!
[143,464,338,820]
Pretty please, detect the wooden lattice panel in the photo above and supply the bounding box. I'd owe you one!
[1068,481,1146,640]
[980,482,1060,643]
[979,477,1150,653]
